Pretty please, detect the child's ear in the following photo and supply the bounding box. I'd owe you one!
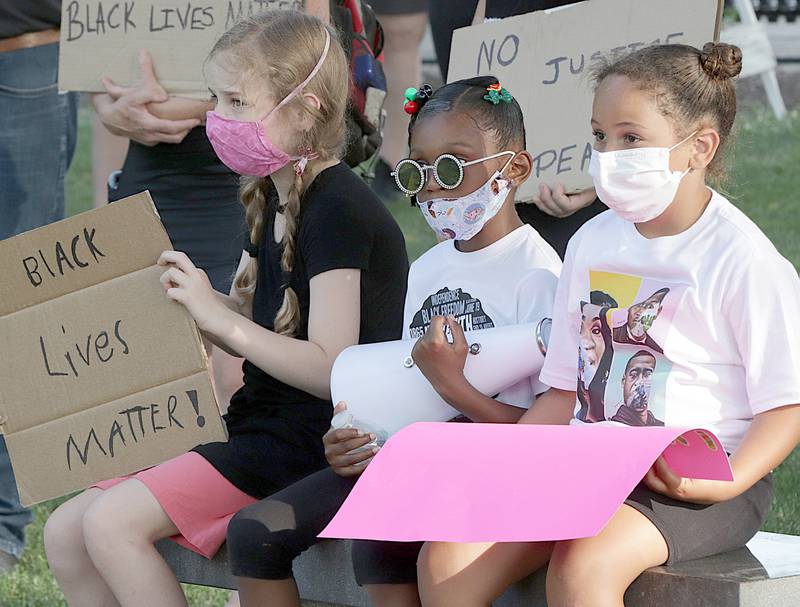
[689,128,720,171]
[293,94,322,133]
[302,92,322,111]
[506,150,533,186]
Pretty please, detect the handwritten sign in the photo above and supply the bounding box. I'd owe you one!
[447,0,724,200]
[0,193,226,506]
[58,0,301,97]
[320,422,733,543]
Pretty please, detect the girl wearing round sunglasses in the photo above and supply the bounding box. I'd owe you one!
[393,78,553,251]
[216,76,562,607]
[393,150,515,197]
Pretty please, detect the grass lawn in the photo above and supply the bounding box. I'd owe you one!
[1,104,798,606]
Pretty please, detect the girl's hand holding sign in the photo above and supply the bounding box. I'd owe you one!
[158,250,229,336]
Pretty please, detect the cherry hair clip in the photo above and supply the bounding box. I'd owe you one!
[403,83,434,116]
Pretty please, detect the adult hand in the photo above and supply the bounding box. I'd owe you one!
[644,456,736,505]
[93,50,200,146]
[158,250,228,333]
[412,315,469,396]
[324,403,378,477]
[535,183,597,218]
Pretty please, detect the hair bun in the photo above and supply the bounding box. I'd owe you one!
[700,42,743,80]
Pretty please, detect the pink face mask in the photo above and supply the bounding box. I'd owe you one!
[205,29,331,177]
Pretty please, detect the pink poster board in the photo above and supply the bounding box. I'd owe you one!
[320,422,732,543]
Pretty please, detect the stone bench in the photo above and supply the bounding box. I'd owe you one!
[157,531,800,606]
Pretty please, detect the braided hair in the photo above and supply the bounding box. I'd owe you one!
[209,10,349,336]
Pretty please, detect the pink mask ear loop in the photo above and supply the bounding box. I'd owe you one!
[260,28,331,176]
[261,28,331,122]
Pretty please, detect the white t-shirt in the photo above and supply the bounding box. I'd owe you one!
[404,224,561,408]
[540,189,800,452]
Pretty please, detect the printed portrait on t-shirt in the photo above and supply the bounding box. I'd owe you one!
[608,350,664,426]
[408,287,495,339]
[574,271,686,427]
[611,288,669,353]
[576,291,617,423]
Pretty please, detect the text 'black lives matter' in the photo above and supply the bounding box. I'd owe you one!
[22,226,105,287]
[66,389,207,470]
[39,320,130,379]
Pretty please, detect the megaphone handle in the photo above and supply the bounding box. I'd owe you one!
[536,318,552,356]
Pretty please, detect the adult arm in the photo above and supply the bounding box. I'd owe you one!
[92,50,202,146]
[305,0,331,23]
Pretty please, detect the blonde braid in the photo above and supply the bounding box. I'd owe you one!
[233,176,269,297]
[273,170,305,336]
[211,11,350,336]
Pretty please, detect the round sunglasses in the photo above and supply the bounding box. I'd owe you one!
[392,151,515,196]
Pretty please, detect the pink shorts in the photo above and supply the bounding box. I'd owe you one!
[94,452,257,559]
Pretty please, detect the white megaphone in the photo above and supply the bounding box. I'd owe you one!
[330,319,551,441]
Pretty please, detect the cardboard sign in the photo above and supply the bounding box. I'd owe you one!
[0,193,226,506]
[447,0,724,200]
[320,422,733,543]
[58,0,301,97]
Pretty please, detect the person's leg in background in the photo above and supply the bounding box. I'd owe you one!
[0,41,78,571]
[0,438,30,572]
[428,0,478,81]
[92,113,129,208]
[370,2,429,202]
[0,43,78,239]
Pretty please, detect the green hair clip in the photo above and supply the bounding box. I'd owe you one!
[483,83,513,105]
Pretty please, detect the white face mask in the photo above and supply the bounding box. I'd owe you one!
[588,132,696,223]
[417,159,513,241]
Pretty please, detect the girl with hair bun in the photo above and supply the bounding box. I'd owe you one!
[417,42,800,607]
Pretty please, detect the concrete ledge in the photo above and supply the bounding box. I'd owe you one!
[158,532,800,607]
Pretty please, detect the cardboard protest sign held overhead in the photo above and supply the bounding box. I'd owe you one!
[447,0,724,201]
[0,193,226,506]
[58,0,300,97]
